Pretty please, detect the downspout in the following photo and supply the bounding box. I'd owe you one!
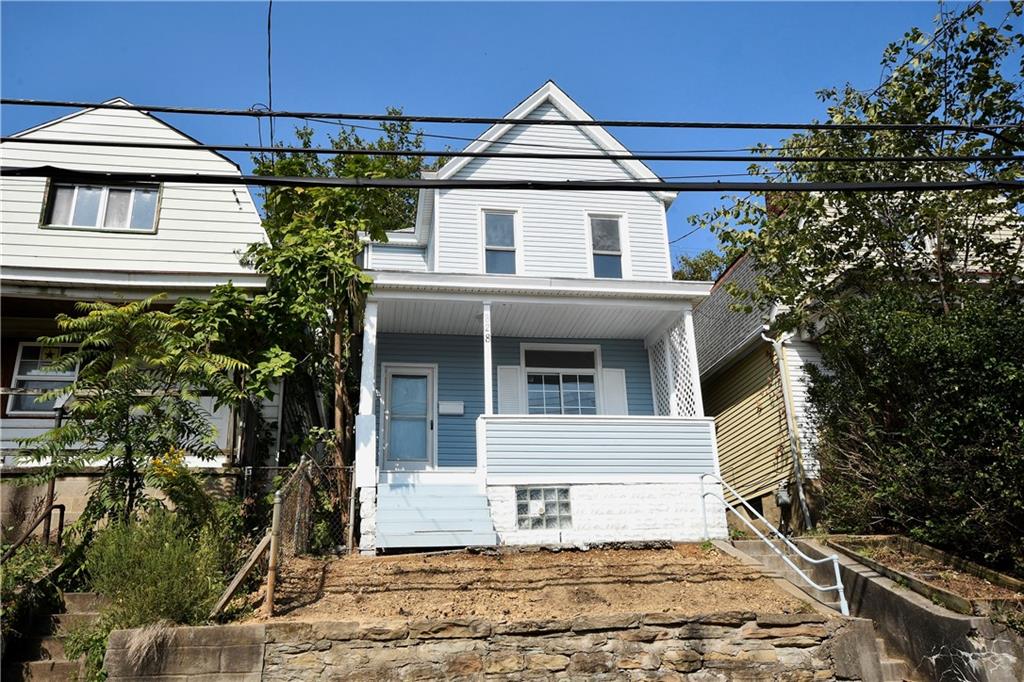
[762,328,814,530]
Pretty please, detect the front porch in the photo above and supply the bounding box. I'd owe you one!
[353,273,728,551]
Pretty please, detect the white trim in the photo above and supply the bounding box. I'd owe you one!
[487,473,705,485]
[681,304,704,417]
[367,270,711,301]
[1,266,266,295]
[358,302,378,416]
[379,470,482,487]
[519,342,604,415]
[482,302,494,416]
[434,82,676,205]
[479,207,524,275]
[658,209,673,280]
[380,363,439,472]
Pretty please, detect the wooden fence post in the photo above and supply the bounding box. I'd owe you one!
[264,491,283,617]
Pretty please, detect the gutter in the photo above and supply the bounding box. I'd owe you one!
[762,328,814,530]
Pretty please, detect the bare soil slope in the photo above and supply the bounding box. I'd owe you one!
[256,544,808,623]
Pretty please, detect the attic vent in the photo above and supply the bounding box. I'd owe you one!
[516,487,571,530]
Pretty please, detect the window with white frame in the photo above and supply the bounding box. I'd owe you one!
[524,348,597,415]
[44,183,160,232]
[483,211,517,274]
[7,344,77,414]
[590,215,623,278]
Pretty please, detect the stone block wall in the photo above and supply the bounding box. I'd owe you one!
[106,612,883,681]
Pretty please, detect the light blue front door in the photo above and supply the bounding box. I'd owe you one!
[383,366,435,470]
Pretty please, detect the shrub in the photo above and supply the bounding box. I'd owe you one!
[810,283,1024,575]
[85,511,224,628]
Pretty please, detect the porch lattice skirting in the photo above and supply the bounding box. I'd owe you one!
[648,314,702,418]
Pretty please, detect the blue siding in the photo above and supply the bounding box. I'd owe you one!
[378,334,483,467]
[492,337,655,416]
[377,334,655,468]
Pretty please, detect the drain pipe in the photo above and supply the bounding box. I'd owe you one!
[762,328,814,531]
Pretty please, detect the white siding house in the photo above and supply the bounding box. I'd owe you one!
[0,100,276,475]
[356,82,727,552]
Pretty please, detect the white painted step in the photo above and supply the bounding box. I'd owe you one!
[375,484,497,550]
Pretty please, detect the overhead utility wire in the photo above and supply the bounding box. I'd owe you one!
[305,116,906,156]
[3,166,1019,193]
[1,98,1016,136]
[2,137,1017,164]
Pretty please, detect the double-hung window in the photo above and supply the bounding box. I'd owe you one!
[7,344,77,415]
[590,215,623,278]
[524,348,598,415]
[45,183,160,232]
[484,211,517,274]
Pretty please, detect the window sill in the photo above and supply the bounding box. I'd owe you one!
[39,224,158,235]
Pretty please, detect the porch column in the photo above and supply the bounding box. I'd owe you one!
[354,301,378,489]
[681,303,705,417]
[482,301,493,415]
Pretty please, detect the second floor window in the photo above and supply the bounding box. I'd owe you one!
[484,211,517,274]
[590,216,623,278]
[45,183,159,232]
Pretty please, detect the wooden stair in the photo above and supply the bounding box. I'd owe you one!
[375,484,498,550]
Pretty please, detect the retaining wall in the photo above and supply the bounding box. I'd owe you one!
[105,611,884,681]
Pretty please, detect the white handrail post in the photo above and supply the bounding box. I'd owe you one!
[699,473,709,540]
[833,559,850,616]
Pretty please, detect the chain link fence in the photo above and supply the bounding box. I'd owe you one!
[241,460,354,556]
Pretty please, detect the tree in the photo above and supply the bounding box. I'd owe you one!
[673,249,728,281]
[244,114,431,533]
[689,3,1024,571]
[20,297,244,526]
[691,2,1023,329]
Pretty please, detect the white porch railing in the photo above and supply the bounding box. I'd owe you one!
[479,415,718,485]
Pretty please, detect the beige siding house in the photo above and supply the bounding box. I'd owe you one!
[693,253,821,529]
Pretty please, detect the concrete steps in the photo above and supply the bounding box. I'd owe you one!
[375,484,498,550]
[6,592,107,682]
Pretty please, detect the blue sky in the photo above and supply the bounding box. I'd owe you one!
[1,1,981,259]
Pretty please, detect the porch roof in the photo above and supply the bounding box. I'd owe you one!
[368,271,709,340]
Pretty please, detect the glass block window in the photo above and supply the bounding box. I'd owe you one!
[516,486,572,530]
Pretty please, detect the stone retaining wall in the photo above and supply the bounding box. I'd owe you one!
[106,612,883,681]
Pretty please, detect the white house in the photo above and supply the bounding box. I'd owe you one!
[355,82,728,551]
[0,100,278,528]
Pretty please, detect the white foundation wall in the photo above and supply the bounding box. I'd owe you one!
[487,480,728,546]
[357,487,377,554]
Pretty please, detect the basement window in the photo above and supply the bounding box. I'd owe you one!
[516,487,572,530]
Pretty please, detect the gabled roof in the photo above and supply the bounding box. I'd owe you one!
[8,97,242,172]
[435,81,677,206]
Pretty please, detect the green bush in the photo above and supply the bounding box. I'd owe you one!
[85,511,225,628]
[810,283,1024,575]
[0,541,61,640]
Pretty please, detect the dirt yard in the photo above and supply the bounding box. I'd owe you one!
[253,543,810,623]
[863,545,1022,600]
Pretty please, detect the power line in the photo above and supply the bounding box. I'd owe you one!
[3,136,1018,164]
[266,0,275,147]
[1,98,1017,136]
[305,115,904,156]
[4,165,1020,193]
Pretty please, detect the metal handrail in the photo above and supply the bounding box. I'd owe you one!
[0,504,66,565]
[700,473,849,616]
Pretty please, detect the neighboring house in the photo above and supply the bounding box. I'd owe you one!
[692,253,820,530]
[0,100,280,531]
[354,82,728,552]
